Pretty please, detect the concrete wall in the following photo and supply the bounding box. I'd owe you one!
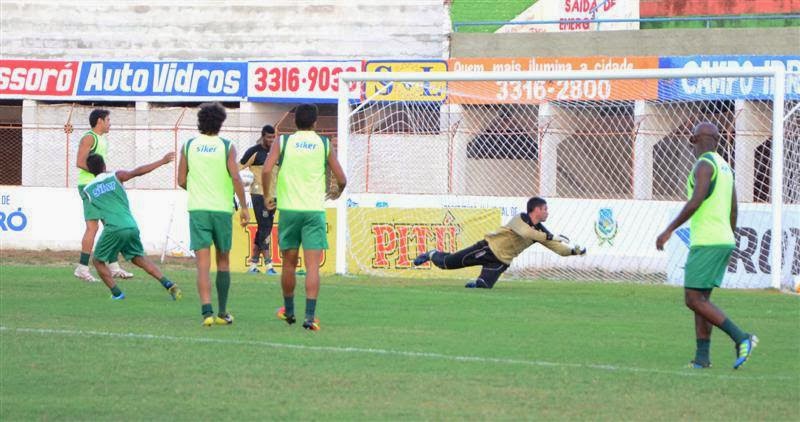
[1,0,450,60]
[451,28,800,57]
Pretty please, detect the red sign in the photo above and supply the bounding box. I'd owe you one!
[247,61,361,102]
[0,60,79,97]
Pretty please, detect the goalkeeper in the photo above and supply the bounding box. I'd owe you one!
[414,197,586,288]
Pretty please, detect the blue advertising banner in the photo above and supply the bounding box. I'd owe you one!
[77,61,247,100]
[658,56,800,101]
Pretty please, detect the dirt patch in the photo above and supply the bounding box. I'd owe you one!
[0,249,196,271]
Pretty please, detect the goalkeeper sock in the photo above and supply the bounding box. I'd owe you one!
[695,339,711,364]
[216,271,231,315]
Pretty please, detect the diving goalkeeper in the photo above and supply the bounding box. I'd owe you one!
[413,197,586,288]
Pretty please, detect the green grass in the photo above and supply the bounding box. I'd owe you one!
[1,264,799,420]
[451,0,536,33]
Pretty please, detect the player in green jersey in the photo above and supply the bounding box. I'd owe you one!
[178,102,250,327]
[84,153,181,301]
[74,109,133,282]
[262,104,347,331]
[657,122,757,370]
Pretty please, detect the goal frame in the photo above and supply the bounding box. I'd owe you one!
[337,67,787,288]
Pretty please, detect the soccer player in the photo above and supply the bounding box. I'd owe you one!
[74,109,134,282]
[262,103,347,331]
[414,197,586,288]
[656,122,757,370]
[240,124,278,275]
[178,102,250,327]
[83,153,181,301]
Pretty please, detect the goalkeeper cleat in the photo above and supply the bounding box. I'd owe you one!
[266,267,278,275]
[108,262,134,279]
[202,316,215,327]
[168,284,182,301]
[111,292,126,300]
[215,313,234,325]
[573,245,587,256]
[465,279,490,289]
[276,306,296,325]
[689,360,712,369]
[733,334,758,369]
[302,318,320,331]
[413,250,435,266]
[247,266,261,274]
[74,265,98,283]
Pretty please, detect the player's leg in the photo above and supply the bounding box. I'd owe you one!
[76,220,99,282]
[687,288,713,368]
[91,230,124,299]
[263,207,277,275]
[108,258,134,279]
[416,240,492,270]
[211,213,234,324]
[248,193,265,273]
[123,228,181,300]
[278,249,299,324]
[189,211,215,325]
[466,262,509,289]
[299,211,328,330]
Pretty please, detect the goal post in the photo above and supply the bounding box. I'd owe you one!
[336,67,796,290]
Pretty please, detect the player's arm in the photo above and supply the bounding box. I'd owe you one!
[177,145,188,190]
[730,184,738,233]
[227,144,249,227]
[76,134,94,171]
[656,161,713,250]
[116,152,175,183]
[325,143,347,200]
[261,139,280,205]
[538,238,586,256]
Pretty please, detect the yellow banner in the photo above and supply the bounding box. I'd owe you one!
[347,208,500,278]
[219,208,337,274]
[364,60,447,102]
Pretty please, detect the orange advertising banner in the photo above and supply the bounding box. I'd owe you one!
[447,56,659,104]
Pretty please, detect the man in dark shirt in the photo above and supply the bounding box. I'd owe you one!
[240,125,277,274]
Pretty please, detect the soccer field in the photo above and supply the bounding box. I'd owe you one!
[1,264,798,420]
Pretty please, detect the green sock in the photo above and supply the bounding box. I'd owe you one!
[159,276,173,289]
[216,271,231,315]
[695,339,711,364]
[110,285,123,297]
[305,298,317,322]
[79,252,90,266]
[720,318,748,344]
[201,303,213,317]
[283,296,294,316]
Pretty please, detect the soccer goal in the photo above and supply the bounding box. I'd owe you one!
[335,67,799,290]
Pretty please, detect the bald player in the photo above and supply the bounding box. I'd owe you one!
[657,122,757,369]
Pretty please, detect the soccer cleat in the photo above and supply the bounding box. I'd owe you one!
[168,284,182,301]
[689,360,712,369]
[413,250,435,266]
[215,313,234,325]
[276,306,296,325]
[302,318,320,331]
[266,268,278,275]
[464,279,490,289]
[296,269,306,276]
[74,265,98,283]
[733,334,759,369]
[247,265,260,274]
[109,262,134,279]
[202,316,215,327]
[111,292,126,300]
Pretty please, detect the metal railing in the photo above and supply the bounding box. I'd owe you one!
[453,14,800,32]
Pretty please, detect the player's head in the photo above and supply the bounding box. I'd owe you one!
[86,153,106,176]
[526,196,548,222]
[197,102,227,135]
[261,124,276,147]
[295,103,318,130]
[689,122,720,156]
[89,109,110,133]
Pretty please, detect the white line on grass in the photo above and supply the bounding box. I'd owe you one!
[0,326,791,381]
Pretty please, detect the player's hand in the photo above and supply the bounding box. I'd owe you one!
[656,230,672,251]
[239,207,250,227]
[573,244,587,256]
[266,197,277,211]
[161,152,176,164]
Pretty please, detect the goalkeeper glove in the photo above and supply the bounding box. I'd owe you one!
[572,244,587,256]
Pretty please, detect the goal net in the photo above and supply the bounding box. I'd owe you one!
[336,68,799,290]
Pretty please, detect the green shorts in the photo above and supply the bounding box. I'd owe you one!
[78,185,101,221]
[189,211,232,252]
[684,245,734,289]
[94,228,145,263]
[278,210,328,250]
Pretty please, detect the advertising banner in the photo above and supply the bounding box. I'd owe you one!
[224,207,337,274]
[0,60,79,98]
[658,55,800,100]
[346,207,500,277]
[447,56,659,104]
[363,60,448,102]
[76,61,247,100]
[247,60,361,103]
